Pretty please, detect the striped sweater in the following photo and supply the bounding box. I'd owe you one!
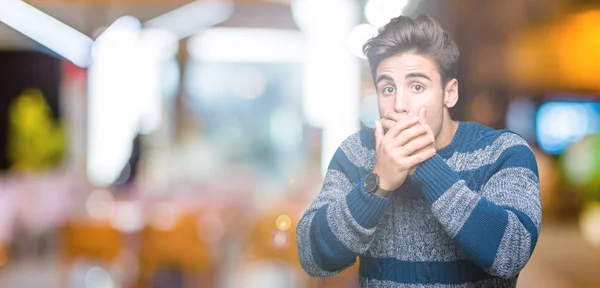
[297,121,541,287]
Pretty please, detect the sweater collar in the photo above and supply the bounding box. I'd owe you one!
[436,121,468,158]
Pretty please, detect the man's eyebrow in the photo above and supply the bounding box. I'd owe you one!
[375,74,394,85]
[406,72,431,81]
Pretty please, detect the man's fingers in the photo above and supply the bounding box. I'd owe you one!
[399,133,435,156]
[374,120,384,148]
[391,122,428,147]
[418,108,426,125]
[384,110,412,123]
[401,147,436,167]
[384,117,419,141]
[381,118,396,132]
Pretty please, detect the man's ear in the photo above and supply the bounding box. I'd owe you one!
[443,78,459,108]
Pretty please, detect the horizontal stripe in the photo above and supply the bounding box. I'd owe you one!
[359,257,494,285]
[455,197,508,269]
[340,132,377,171]
[310,205,358,271]
[504,207,538,254]
[297,211,346,277]
[489,212,531,278]
[445,132,532,173]
[328,147,363,182]
[345,175,391,229]
[483,167,541,229]
[412,154,462,203]
[431,181,480,238]
[359,275,517,287]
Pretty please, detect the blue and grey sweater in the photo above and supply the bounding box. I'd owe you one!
[297,121,541,287]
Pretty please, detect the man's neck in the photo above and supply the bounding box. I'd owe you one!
[435,119,459,150]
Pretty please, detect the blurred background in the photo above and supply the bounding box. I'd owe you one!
[0,0,599,287]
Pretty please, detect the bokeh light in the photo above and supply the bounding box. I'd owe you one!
[85,189,115,220]
[275,215,292,231]
[109,201,143,233]
[271,230,290,249]
[347,24,378,59]
[365,0,410,28]
[150,203,179,231]
[537,102,600,154]
[579,202,600,248]
[84,266,114,288]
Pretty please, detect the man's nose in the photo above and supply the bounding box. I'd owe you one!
[394,91,409,115]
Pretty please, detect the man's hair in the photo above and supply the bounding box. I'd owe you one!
[363,14,459,86]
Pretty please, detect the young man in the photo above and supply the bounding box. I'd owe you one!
[296,14,541,287]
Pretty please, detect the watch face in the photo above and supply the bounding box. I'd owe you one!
[364,173,378,193]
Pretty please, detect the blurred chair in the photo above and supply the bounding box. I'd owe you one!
[238,208,305,288]
[240,190,360,288]
[137,213,215,288]
[59,221,124,287]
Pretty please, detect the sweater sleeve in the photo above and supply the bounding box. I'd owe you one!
[411,132,541,278]
[296,136,391,277]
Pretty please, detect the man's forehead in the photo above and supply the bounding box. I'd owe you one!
[375,53,438,79]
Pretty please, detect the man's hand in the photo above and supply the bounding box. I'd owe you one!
[373,109,436,191]
[381,109,436,176]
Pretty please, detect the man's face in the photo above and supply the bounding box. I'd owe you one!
[375,52,454,138]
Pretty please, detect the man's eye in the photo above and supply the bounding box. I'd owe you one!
[411,84,424,92]
[383,87,395,94]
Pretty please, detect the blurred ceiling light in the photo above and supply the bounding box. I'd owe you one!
[292,0,360,176]
[87,16,142,187]
[347,23,378,59]
[0,0,93,67]
[92,16,142,62]
[188,28,305,62]
[145,0,233,40]
[137,28,179,62]
[292,0,356,33]
[365,0,410,28]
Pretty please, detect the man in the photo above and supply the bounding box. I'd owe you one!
[296,14,541,287]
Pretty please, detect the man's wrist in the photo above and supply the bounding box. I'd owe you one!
[365,170,395,197]
[373,186,394,197]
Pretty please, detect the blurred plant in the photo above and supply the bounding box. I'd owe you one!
[7,88,66,171]
[560,133,600,201]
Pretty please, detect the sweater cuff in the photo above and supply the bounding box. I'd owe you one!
[345,175,391,229]
[411,154,461,204]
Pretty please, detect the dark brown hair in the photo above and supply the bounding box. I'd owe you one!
[363,14,459,86]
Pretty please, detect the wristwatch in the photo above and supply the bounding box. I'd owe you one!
[364,173,381,194]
